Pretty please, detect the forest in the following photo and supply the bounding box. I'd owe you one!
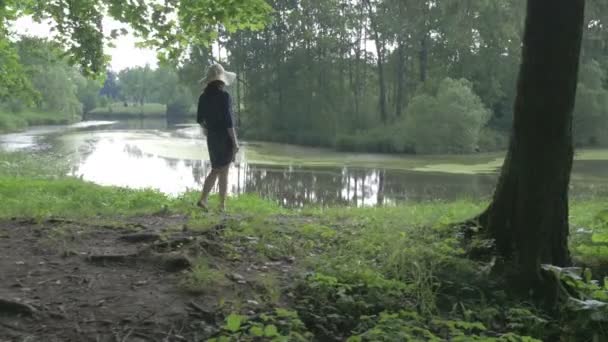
[2,1,607,154]
[2,0,608,341]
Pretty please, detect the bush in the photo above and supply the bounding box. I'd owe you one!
[166,86,194,117]
[0,108,74,133]
[478,128,508,152]
[402,78,491,154]
[0,111,27,133]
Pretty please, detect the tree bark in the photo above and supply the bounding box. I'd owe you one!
[480,0,585,295]
[365,0,388,123]
[395,40,406,117]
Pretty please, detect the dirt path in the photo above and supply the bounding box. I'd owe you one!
[0,216,295,342]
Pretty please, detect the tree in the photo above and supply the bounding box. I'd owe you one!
[118,66,154,106]
[100,71,120,100]
[573,60,608,146]
[75,75,103,116]
[15,37,82,117]
[2,0,272,74]
[470,0,585,303]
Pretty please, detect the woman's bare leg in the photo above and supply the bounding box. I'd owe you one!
[199,168,220,208]
[218,165,230,211]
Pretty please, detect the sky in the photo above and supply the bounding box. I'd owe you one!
[12,16,159,71]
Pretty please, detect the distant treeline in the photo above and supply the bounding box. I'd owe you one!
[0,37,197,133]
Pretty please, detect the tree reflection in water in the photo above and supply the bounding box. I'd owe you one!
[179,161,498,207]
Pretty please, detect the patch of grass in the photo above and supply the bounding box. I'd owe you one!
[0,110,75,133]
[2,149,608,340]
[255,273,282,304]
[20,110,75,125]
[570,199,608,272]
[180,258,228,294]
[0,176,180,218]
[0,151,71,178]
[0,111,27,132]
[89,102,166,117]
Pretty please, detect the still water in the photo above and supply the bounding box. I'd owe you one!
[2,118,608,207]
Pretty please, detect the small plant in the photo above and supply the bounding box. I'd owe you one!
[180,259,227,294]
[208,308,313,341]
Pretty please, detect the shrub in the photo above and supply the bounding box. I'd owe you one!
[403,78,491,154]
[0,111,27,132]
[478,128,508,152]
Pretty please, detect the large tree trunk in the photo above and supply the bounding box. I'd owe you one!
[479,0,585,295]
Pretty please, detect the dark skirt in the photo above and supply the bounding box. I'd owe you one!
[207,130,233,169]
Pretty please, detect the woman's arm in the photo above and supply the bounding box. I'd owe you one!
[196,94,207,132]
[224,92,239,151]
[228,128,239,151]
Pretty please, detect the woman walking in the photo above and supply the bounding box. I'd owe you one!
[196,63,239,211]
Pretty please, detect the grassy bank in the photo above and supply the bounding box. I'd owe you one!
[1,151,607,340]
[0,110,76,133]
[89,102,166,117]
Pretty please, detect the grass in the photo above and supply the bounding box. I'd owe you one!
[0,110,75,133]
[180,259,228,294]
[1,150,608,340]
[89,102,166,117]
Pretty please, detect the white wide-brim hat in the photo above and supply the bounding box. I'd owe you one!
[201,63,236,86]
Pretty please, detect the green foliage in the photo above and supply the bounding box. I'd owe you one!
[542,265,608,340]
[0,35,34,103]
[118,66,155,105]
[3,0,271,76]
[574,60,608,146]
[14,37,82,118]
[209,308,313,341]
[0,111,27,132]
[0,110,73,132]
[180,259,227,294]
[478,128,509,152]
[2,150,608,340]
[335,126,414,154]
[90,66,194,117]
[570,200,608,270]
[403,78,491,154]
[75,76,103,114]
[89,102,166,117]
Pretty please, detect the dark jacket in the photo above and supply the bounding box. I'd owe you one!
[196,87,234,132]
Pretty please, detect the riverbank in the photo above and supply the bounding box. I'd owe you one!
[1,151,607,340]
[0,110,76,133]
[88,103,168,118]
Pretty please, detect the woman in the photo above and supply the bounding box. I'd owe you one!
[196,63,239,212]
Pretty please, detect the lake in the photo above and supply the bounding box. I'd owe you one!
[2,118,608,207]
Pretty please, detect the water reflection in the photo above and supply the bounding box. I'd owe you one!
[3,120,608,207]
[60,129,500,206]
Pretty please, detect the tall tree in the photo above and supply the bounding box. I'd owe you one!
[364,0,388,123]
[472,0,585,302]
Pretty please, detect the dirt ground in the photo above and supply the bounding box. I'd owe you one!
[0,216,294,342]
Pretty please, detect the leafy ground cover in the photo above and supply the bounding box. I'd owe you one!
[1,151,607,341]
